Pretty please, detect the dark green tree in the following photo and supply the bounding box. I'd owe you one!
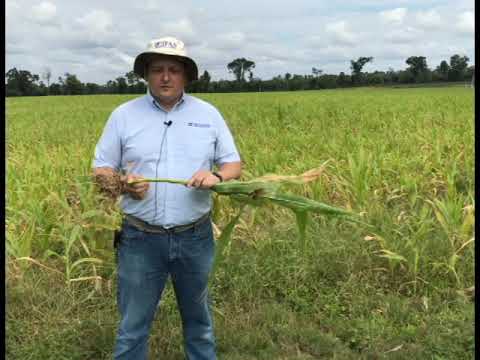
[125,71,143,93]
[465,65,475,83]
[434,60,450,81]
[199,70,211,92]
[48,82,62,95]
[227,58,255,82]
[105,80,117,93]
[448,54,469,81]
[116,77,128,94]
[337,72,350,87]
[85,82,101,94]
[405,56,428,82]
[385,67,398,84]
[42,67,52,95]
[34,81,48,96]
[5,68,40,96]
[350,57,373,85]
[398,69,415,83]
[63,73,84,95]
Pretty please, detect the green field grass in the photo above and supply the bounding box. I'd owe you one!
[6,87,475,359]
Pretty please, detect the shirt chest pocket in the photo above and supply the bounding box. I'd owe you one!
[173,134,215,162]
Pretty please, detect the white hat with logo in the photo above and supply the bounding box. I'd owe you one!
[133,36,199,82]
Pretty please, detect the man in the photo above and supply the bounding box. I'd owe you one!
[93,36,242,360]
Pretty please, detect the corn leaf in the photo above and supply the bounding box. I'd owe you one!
[294,211,309,254]
[210,204,247,279]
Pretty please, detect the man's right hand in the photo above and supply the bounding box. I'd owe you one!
[122,174,150,200]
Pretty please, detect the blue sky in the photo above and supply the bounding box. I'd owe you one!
[6,0,475,84]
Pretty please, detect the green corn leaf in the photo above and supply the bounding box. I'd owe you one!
[377,249,407,263]
[70,257,103,273]
[294,211,309,255]
[210,204,247,279]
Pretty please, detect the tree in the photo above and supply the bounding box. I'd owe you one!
[466,65,475,84]
[398,69,415,84]
[366,71,385,85]
[405,56,428,82]
[448,54,469,81]
[85,82,101,94]
[312,67,323,76]
[116,77,128,94]
[125,71,140,86]
[125,70,144,93]
[34,81,48,96]
[434,60,450,81]
[105,80,118,94]
[63,73,84,95]
[49,82,62,95]
[350,57,373,85]
[5,68,40,96]
[227,58,255,82]
[337,72,350,87]
[198,70,211,92]
[385,67,398,84]
[124,71,146,93]
[42,67,52,94]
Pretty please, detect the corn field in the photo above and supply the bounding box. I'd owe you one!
[6,88,474,291]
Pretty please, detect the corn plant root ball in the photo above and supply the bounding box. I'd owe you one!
[93,172,125,198]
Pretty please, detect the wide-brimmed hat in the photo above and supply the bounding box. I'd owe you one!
[133,37,198,82]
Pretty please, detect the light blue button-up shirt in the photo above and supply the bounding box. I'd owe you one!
[93,89,241,228]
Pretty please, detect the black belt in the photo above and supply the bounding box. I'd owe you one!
[123,212,211,234]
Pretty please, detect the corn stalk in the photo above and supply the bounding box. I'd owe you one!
[126,163,370,277]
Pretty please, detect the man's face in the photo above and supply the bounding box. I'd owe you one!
[146,56,187,103]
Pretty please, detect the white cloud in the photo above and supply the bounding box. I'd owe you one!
[6,42,29,55]
[66,9,119,49]
[385,27,420,44]
[6,1,20,18]
[415,9,442,29]
[380,8,407,25]
[325,21,357,46]
[30,1,57,24]
[456,11,474,34]
[216,32,247,50]
[316,45,352,59]
[159,18,196,42]
[75,9,113,35]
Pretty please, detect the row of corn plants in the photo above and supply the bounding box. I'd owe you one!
[6,87,474,294]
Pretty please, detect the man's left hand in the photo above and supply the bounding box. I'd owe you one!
[187,170,221,189]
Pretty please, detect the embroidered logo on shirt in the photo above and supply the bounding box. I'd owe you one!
[187,122,211,128]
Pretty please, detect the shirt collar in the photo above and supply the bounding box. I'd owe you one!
[146,87,186,112]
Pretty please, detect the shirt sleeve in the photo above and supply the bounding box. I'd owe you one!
[213,111,241,166]
[92,109,122,170]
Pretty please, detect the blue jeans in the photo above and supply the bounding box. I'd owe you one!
[113,216,216,360]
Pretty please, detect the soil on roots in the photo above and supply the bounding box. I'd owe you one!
[94,173,125,199]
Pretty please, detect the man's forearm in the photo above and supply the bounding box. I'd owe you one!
[217,161,242,182]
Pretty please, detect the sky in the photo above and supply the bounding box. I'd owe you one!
[5,0,475,84]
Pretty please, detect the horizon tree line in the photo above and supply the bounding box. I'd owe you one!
[5,54,473,97]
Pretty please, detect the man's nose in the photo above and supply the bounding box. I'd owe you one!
[161,72,170,81]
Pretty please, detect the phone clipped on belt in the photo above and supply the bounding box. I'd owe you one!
[113,229,122,249]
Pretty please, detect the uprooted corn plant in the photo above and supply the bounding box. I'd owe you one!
[94,160,370,278]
